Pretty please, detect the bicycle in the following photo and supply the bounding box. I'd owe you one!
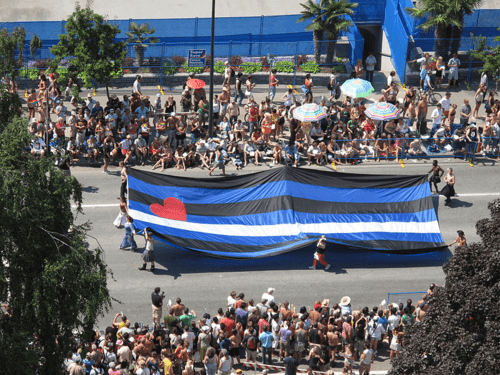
[419,88,442,105]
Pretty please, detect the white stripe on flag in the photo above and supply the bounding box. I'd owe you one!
[128,209,442,237]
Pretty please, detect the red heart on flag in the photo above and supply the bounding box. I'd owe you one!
[150,197,187,221]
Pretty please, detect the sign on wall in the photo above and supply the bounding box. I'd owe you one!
[188,49,206,67]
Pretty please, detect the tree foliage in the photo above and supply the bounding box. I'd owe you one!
[406,0,482,55]
[0,27,26,79]
[389,199,500,375]
[125,22,160,46]
[50,5,127,96]
[470,28,500,78]
[0,118,112,374]
[299,0,357,64]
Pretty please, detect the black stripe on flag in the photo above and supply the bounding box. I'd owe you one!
[128,167,428,190]
[129,188,434,216]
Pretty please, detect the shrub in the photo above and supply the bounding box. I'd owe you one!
[260,56,270,72]
[230,55,242,67]
[19,68,42,80]
[214,60,225,75]
[240,62,262,74]
[122,57,134,67]
[182,62,204,74]
[274,60,295,73]
[297,54,309,65]
[300,61,321,74]
[171,55,186,66]
[163,58,177,75]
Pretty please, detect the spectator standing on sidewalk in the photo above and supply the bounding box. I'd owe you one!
[365,53,377,84]
[447,53,460,88]
[459,99,472,127]
[309,235,331,270]
[269,69,279,102]
[259,325,274,364]
[284,350,299,375]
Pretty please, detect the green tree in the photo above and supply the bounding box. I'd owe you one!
[51,5,127,98]
[0,27,26,79]
[0,117,112,374]
[323,0,358,65]
[125,22,160,67]
[299,0,357,65]
[406,0,481,56]
[470,29,500,89]
[0,29,24,129]
[388,199,500,375]
[298,0,326,64]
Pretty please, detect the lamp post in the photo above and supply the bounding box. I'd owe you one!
[208,0,215,138]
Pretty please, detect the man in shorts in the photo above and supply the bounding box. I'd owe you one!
[151,287,165,327]
[447,53,460,88]
[309,235,331,270]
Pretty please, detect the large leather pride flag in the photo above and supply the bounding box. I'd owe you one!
[127,167,446,259]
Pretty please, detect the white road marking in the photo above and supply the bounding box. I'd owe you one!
[455,193,500,197]
[75,192,500,209]
[73,204,120,208]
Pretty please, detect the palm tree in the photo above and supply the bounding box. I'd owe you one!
[323,0,358,65]
[407,0,482,57]
[298,0,326,64]
[125,22,160,67]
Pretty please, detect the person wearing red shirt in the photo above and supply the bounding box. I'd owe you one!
[258,313,270,334]
[269,69,279,102]
[220,311,236,334]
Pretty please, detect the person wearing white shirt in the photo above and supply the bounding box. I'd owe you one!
[106,109,118,131]
[447,53,461,88]
[261,288,276,305]
[85,94,95,112]
[365,53,377,83]
[133,75,142,97]
[430,103,443,136]
[438,92,452,126]
[55,101,67,123]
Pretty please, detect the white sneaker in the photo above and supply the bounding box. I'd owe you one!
[325,264,331,270]
[309,266,316,270]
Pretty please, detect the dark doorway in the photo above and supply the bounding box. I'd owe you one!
[358,26,382,70]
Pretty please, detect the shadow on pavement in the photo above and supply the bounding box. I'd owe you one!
[151,241,452,278]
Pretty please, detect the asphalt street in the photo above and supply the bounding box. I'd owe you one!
[70,81,499,373]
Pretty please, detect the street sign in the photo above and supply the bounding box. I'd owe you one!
[188,49,207,67]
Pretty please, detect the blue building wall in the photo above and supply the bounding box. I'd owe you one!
[3,2,500,82]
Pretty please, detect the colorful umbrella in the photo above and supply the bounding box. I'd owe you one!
[186,78,206,89]
[293,103,327,122]
[364,102,401,121]
[340,79,374,98]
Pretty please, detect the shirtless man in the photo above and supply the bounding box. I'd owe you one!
[416,94,428,135]
[171,298,186,317]
[407,99,417,130]
[166,116,178,147]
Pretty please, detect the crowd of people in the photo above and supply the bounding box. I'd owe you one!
[23,57,500,176]
[63,285,437,375]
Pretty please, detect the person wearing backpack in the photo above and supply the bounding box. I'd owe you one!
[243,328,259,363]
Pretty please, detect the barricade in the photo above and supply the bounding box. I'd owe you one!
[387,291,426,308]
[242,362,388,375]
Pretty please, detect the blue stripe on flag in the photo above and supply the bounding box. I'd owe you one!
[131,217,443,246]
[128,177,429,205]
[129,201,437,226]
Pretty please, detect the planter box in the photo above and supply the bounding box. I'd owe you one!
[17,71,350,91]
